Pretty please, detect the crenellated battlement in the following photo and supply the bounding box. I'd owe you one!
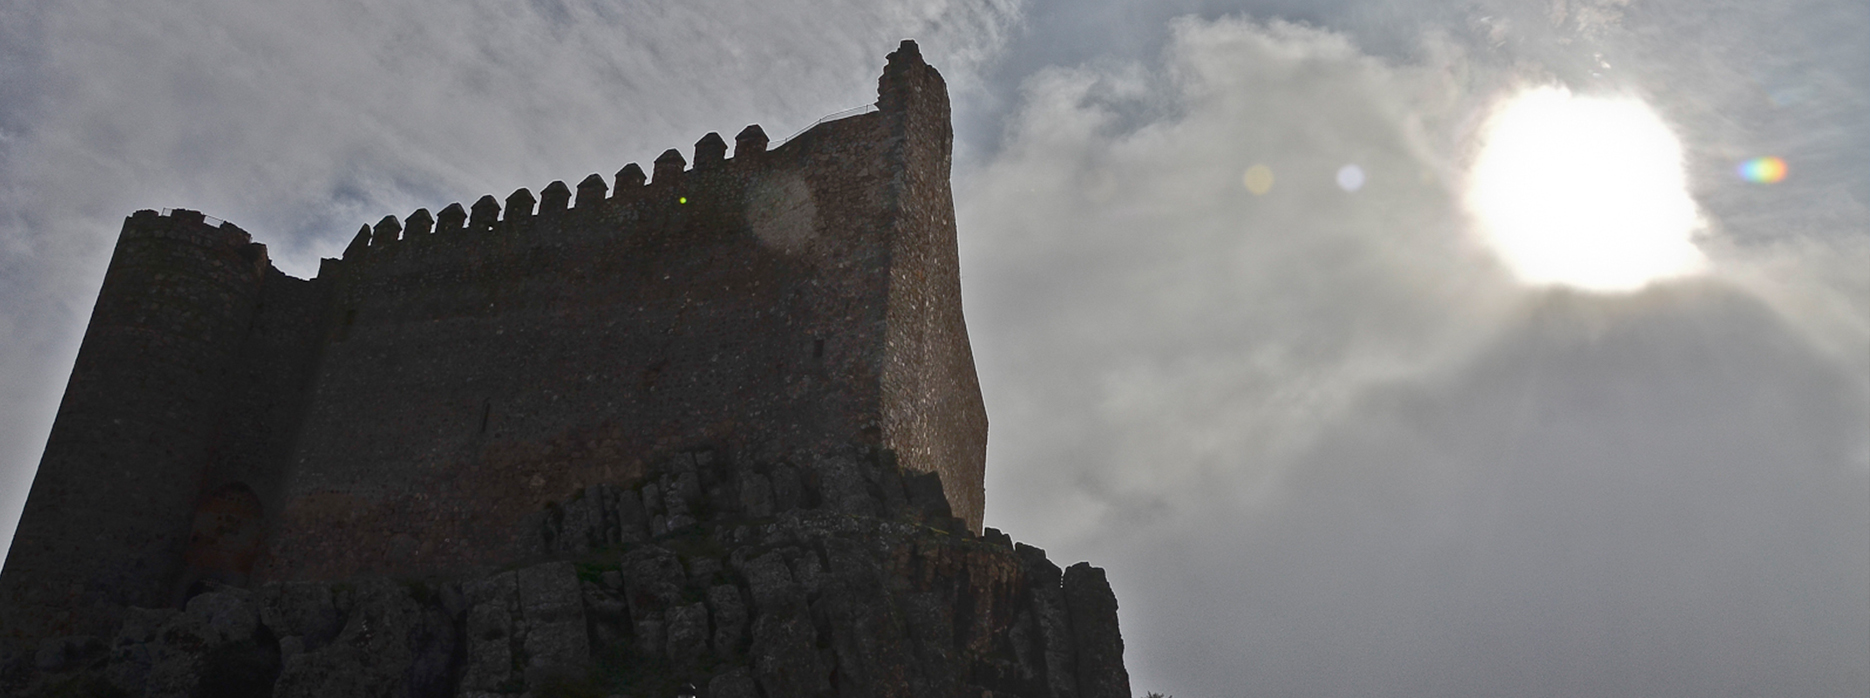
[119,208,258,254]
[337,117,853,265]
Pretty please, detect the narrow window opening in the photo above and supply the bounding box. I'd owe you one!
[479,400,491,434]
[813,339,825,359]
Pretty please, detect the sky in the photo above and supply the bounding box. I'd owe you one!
[1,0,1865,696]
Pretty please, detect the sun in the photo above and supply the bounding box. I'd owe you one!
[1465,86,1706,292]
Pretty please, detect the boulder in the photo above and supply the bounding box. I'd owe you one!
[666,602,709,666]
[518,561,591,673]
[622,546,686,619]
[707,585,747,656]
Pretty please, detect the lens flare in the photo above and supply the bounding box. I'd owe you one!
[1465,86,1706,292]
[1243,165,1275,195]
[1336,164,1365,192]
[1737,157,1787,184]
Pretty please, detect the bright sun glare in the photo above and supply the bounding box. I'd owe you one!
[1466,87,1706,292]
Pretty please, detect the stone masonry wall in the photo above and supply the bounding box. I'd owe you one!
[261,112,903,583]
[876,42,989,531]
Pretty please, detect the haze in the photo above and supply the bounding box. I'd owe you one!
[0,0,1863,696]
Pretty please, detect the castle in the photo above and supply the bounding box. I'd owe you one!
[0,42,1129,698]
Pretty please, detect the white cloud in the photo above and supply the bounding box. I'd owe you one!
[961,13,1868,697]
[965,16,1517,542]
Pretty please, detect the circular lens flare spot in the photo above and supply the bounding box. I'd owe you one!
[1738,156,1787,183]
[1243,165,1275,195]
[1466,86,1706,292]
[1336,164,1365,192]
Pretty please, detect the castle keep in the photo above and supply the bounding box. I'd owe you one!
[0,42,1129,698]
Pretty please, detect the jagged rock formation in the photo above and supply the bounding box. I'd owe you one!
[0,448,1129,697]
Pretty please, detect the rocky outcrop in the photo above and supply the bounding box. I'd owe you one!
[2,448,1129,697]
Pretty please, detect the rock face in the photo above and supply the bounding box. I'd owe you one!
[1,448,1129,697]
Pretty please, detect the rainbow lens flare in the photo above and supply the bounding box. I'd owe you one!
[1738,157,1787,184]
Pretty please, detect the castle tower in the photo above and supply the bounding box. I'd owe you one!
[0,211,273,645]
[875,40,989,532]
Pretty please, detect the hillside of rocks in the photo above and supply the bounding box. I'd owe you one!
[2,447,1130,698]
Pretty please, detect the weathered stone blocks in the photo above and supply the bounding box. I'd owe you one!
[518,561,590,675]
[5,480,1131,697]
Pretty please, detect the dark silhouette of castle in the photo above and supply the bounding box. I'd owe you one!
[1,40,988,653]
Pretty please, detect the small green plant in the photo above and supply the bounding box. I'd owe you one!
[575,561,618,585]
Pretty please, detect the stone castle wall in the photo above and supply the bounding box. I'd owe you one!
[1,41,989,654]
[263,109,907,584]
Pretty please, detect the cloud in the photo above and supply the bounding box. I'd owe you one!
[0,0,1020,562]
[960,12,1868,697]
[2,0,1864,695]
[965,15,1513,542]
